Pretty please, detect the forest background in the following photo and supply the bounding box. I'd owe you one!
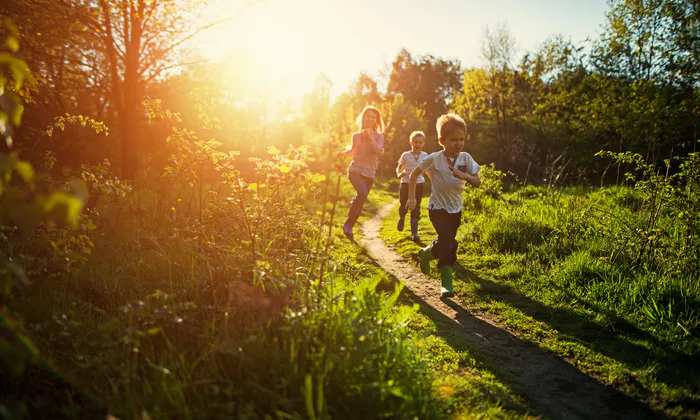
[0,0,699,418]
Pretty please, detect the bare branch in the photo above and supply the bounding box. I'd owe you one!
[149,0,262,67]
[143,58,212,83]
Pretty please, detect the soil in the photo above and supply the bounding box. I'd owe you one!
[358,201,659,420]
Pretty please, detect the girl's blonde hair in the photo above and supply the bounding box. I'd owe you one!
[356,106,385,133]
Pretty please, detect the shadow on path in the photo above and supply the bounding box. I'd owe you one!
[360,202,662,420]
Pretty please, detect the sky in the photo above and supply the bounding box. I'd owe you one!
[195,0,610,101]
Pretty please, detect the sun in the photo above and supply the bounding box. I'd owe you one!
[195,0,340,102]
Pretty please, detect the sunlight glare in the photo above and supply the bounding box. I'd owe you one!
[197,0,354,104]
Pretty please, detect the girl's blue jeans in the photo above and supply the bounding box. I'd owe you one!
[344,172,374,228]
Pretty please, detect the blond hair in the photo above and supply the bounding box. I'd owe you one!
[436,113,467,139]
[409,131,425,143]
[356,106,385,133]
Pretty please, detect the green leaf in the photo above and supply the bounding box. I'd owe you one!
[10,103,23,127]
[42,192,84,226]
[6,37,19,53]
[14,160,34,184]
[3,19,20,39]
[147,327,163,336]
[304,374,316,420]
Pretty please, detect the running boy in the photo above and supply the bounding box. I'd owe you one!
[405,114,481,297]
[396,131,428,241]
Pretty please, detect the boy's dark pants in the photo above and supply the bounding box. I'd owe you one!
[398,182,424,220]
[428,209,462,268]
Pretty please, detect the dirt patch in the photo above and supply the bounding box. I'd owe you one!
[359,201,658,420]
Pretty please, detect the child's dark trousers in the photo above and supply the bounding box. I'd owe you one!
[398,182,424,221]
[428,209,462,268]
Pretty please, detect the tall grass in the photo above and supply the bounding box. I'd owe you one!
[460,156,700,354]
[1,103,441,419]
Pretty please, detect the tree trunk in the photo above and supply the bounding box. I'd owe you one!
[120,0,144,180]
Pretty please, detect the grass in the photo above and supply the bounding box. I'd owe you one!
[330,182,538,419]
[1,173,536,419]
[380,185,700,419]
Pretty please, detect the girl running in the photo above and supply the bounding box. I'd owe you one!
[337,106,385,241]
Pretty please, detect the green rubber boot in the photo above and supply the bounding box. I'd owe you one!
[440,266,454,298]
[418,245,434,274]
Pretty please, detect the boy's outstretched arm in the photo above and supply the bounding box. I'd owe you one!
[396,161,405,178]
[405,167,423,210]
[449,166,481,187]
[464,172,481,188]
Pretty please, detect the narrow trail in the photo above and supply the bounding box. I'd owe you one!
[359,201,658,420]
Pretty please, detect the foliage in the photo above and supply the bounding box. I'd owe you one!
[3,0,700,417]
[387,49,463,137]
[379,95,429,175]
[0,22,86,296]
[45,114,109,138]
[591,0,698,86]
[449,4,699,182]
[460,151,700,347]
[595,150,700,282]
[0,19,35,149]
[1,22,91,418]
[384,166,700,416]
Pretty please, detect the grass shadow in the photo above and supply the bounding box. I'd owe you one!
[452,263,699,393]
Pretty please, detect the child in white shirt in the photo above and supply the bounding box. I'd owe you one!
[405,114,481,297]
[395,131,429,241]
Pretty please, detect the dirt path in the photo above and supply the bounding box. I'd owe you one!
[359,201,658,420]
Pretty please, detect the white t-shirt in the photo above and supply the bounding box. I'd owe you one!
[398,151,428,183]
[417,151,481,213]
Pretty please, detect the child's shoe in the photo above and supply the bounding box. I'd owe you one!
[439,266,454,298]
[418,246,433,274]
[342,224,354,241]
[410,219,419,242]
[397,216,405,232]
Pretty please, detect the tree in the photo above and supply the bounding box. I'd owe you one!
[92,0,214,179]
[387,49,462,136]
[302,73,333,132]
[665,0,700,88]
[454,24,527,172]
[3,0,255,179]
[379,95,428,176]
[590,0,700,85]
[591,0,699,164]
[1,0,103,151]
[517,36,602,180]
